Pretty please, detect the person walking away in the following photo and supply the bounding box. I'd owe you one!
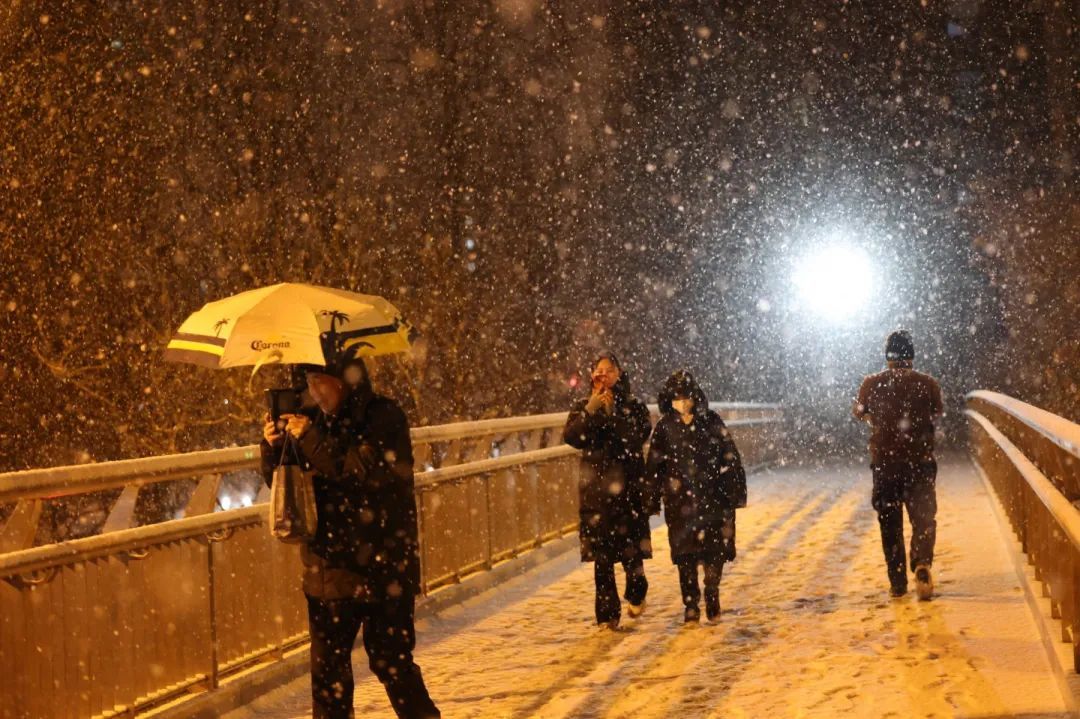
[260,348,440,719]
[853,330,943,601]
[563,353,653,629]
[646,370,747,623]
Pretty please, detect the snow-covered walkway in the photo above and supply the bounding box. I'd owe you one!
[226,459,1068,719]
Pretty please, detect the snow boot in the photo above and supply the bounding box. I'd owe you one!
[889,583,907,598]
[627,600,646,618]
[598,617,620,631]
[684,605,701,623]
[914,565,933,601]
[705,594,721,621]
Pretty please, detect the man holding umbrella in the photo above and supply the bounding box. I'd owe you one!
[261,343,440,719]
[166,283,437,718]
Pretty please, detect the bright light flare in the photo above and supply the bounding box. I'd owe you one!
[792,244,875,322]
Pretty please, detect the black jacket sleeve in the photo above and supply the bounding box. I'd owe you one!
[643,420,668,514]
[711,414,747,508]
[298,398,415,484]
[259,440,278,488]
[355,400,415,482]
[563,399,604,449]
[260,438,301,488]
[612,400,652,455]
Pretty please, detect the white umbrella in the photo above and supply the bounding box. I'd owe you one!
[164,283,418,369]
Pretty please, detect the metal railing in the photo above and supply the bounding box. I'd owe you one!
[0,403,783,719]
[965,390,1080,671]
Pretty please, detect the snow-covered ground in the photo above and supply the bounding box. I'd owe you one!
[226,458,1068,719]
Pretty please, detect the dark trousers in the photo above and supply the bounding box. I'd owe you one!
[306,595,440,719]
[676,554,724,609]
[871,461,938,590]
[594,555,648,623]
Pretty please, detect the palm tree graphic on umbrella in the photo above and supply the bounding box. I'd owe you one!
[321,310,349,332]
[319,310,351,360]
[213,318,229,337]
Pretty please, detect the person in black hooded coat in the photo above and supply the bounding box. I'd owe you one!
[646,370,746,622]
[563,353,653,628]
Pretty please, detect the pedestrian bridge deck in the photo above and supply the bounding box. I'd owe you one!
[225,459,1068,719]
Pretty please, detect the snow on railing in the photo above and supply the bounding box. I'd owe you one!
[965,391,1080,672]
[967,390,1080,461]
[0,402,783,552]
[0,402,779,504]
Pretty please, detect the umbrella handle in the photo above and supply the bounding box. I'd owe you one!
[248,349,286,395]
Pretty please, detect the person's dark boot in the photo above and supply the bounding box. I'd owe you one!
[684,605,701,623]
[705,593,721,621]
[914,565,933,601]
[889,583,907,598]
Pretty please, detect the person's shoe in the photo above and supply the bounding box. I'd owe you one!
[914,565,933,601]
[598,617,620,630]
[705,595,721,621]
[684,606,701,623]
[889,584,908,598]
[627,599,646,618]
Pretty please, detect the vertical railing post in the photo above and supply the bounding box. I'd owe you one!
[206,538,220,690]
[0,499,42,553]
[484,473,494,570]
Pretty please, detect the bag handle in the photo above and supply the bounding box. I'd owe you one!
[276,427,305,468]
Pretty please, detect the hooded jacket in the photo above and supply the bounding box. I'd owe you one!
[260,376,421,601]
[646,371,746,562]
[563,368,653,563]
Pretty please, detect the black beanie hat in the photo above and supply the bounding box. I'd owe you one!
[885,330,915,362]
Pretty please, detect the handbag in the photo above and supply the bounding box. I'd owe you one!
[269,438,318,543]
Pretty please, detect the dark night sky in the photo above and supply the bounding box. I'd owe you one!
[0,0,1076,469]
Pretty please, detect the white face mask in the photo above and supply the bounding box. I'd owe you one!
[671,398,694,416]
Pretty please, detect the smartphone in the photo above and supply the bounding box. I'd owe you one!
[266,388,303,421]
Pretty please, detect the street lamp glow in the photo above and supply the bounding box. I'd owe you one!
[792,244,875,322]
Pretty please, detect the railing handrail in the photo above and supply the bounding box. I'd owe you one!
[0,407,783,577]
[965,408,1080,552]
[0,402,781,503]
[966,390,1080,460]
[415,415,775,488]
[0,505,264,577]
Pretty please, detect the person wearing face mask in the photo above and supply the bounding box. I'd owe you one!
[563,352,654,629]
[646,370,746,623]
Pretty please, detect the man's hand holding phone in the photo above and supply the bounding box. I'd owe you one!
[263,412,310,444]
[263,413,285,446]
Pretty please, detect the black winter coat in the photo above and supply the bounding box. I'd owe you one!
[260,388,421,601]
[563,376,653,563]
[645,372,746,563]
